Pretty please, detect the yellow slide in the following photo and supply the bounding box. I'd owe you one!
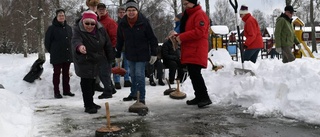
[295,30,314,58]
[300,41,314,58]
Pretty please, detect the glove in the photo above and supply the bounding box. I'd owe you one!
[276,47,282,54]
[115,58,122,63]
[243,44,248,49]
[297,43,302,49]
[149,56,157,65]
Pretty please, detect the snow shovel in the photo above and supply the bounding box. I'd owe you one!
[229,0,255,76]
[208,58,224,72]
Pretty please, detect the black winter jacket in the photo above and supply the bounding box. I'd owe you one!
[116,13,158,62]
[161,39,180,65]
[45,18,73,64]
[71,21,114,78]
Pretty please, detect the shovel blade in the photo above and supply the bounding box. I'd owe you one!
[234,68,255,76]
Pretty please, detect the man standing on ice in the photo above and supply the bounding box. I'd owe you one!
[275,5,302,63]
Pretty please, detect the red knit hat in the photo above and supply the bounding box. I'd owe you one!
[82,10,97,22]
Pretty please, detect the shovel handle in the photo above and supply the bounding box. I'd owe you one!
[208,58,215,70]
[229,0,238,13]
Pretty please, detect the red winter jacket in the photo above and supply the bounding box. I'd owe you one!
[178,5,209,68]
[242,13,263,49]
[99,14,118,47]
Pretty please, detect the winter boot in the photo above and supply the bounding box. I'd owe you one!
[158,79,165,86]
[115,82,121,89]
[186,98,200,105]
[123,95,137,101]
[197,98,212,108]
[94,83,104,91]
[124,80,132,87]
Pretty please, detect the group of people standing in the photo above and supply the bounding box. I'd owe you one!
[44,0,302,114]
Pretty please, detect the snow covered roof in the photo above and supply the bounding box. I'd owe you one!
[300,26,320,32]
[210,25,229,35]
[227,29,244,36]
[266,27,274,36]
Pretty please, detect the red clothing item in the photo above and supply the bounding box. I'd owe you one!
[178,5,209,68]
[99,14,118,47]
[242,13,263,49]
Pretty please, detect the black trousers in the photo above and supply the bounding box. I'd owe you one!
[80,78,96,108]
[186,64,209,100]
[164,60,186,82]
[146,59,163,79]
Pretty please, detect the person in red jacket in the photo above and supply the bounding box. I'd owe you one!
[174,0,211,108]
[239,5,263,63]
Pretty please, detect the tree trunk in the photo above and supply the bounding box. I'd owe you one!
[173,0,178,15]
[310,0,317,53]
[181,0,184,12]
[56,0,60,8]
[38,0,46,60]
[205,0,210,17]
[23,24,28,57]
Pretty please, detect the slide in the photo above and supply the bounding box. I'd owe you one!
[300,41,314,58]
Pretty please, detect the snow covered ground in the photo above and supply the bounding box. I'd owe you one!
[1,48,320,137]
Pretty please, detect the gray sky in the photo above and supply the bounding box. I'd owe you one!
[198,0,286,15]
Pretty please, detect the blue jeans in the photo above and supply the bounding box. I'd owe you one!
[128,61,146,101]
[243,49,260,63]
[113,52,130,83]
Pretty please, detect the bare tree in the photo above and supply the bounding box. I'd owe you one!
[252,9,267,33]
[205,0,210,17]
[310,0,317,53]
[37,0,46,60]
[213,0,235,30]
[138,0,174,42]
[164,0,179,15]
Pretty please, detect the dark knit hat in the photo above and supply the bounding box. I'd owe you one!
[187,0,198,5]
[125,0,139,11]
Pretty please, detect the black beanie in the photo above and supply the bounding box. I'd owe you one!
[187,0,198,5]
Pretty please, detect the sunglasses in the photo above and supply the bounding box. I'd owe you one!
[84,22,96,26]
